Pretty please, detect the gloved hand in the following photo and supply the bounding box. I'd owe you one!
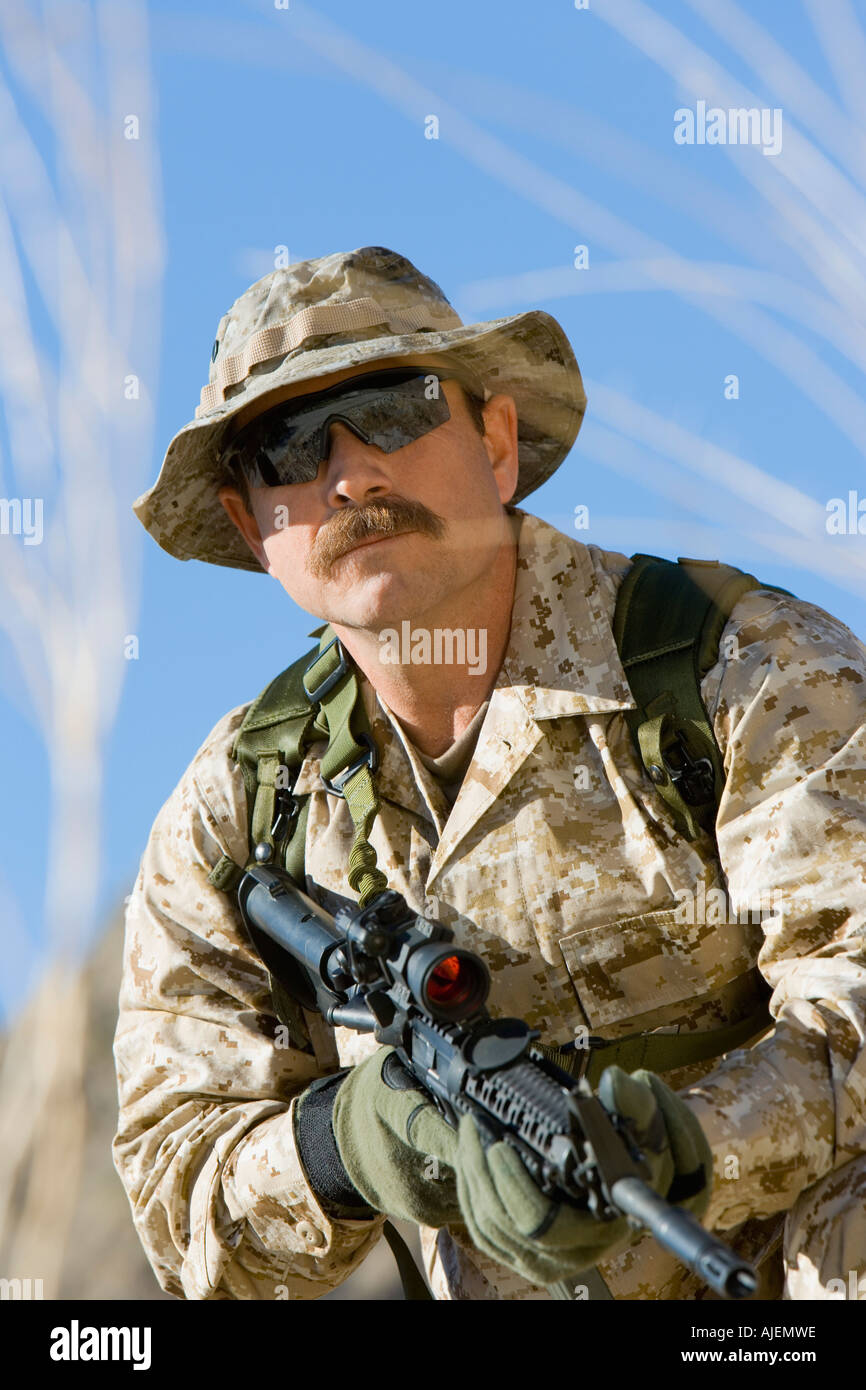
[329,1047,713,1288]
[597,1065,713,1222]
[450,1063,713,1287]
[329,1046,462,1228]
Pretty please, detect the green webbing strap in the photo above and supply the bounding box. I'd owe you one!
[585,1000,773,1084]
[222,642,326,868]
[283,796,311,886]
[533,988,772,1083]
[205,655,316,887]
[208,855,245,894]
[304,627,389,908]
[205,641,327,1045]
[342,766,389,906]
[613,556,771,841]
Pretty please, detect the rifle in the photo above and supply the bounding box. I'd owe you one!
[237,864,758,1301]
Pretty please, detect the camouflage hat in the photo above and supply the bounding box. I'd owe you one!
[133,246,587,573]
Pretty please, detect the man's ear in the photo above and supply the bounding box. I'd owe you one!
[218,485,270,570]
[480,394,520,504]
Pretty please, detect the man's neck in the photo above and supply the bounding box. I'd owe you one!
[331,525,518,758]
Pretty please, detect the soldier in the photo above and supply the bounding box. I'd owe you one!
[113,246,866,1301]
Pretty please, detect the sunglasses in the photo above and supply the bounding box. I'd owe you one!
[220,367,486,489]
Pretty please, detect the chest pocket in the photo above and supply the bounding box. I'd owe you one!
[558,904,762,1033]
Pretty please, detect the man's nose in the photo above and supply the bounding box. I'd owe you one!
[323,420,393,506]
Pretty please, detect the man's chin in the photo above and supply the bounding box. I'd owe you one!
[317,572,435,632]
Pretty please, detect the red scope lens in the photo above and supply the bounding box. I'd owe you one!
[426,954,476,1008]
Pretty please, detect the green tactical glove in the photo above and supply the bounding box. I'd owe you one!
[598,1065,714,1223]
[330,1046,462,1229]
[444,1063,714,1288]
[331,1048,713,1290]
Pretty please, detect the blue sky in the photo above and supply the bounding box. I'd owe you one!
[2,0,865,1020]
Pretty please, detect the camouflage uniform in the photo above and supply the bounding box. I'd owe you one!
[112,510,866,1300]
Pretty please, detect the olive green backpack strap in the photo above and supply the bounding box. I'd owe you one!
[206,642,323,892]
[206,623,388,1043]
[302,631,389,907]
[612,554,792,842]
[205,637,327,1048]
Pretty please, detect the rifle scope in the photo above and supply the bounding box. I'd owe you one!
[238,866,489,1023]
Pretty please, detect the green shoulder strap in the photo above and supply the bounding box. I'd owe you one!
[612,553,791,841]
[206,623,388,1045]
[206,636,326,1049]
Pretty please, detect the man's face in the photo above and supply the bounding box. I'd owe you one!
[218,354,520,632]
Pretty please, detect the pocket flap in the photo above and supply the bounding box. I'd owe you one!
[559,905,758,1030]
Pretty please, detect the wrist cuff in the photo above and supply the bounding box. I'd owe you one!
[295,1072,378,1219]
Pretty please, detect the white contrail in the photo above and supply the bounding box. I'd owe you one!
[459,257,866,460]
[252,2,866,409]
[574,420,865,600]
[421,69,798,277]
[596,0,866,315]
[584,379,827,537]
[416,59,866,332]
[682,0,866,181]
[216,6,866,347]
[460,259,866,380]
[803,0,866,132]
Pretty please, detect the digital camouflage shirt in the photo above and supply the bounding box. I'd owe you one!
[112,510,866,1300]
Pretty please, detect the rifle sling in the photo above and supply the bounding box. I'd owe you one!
[533,991,772,1085]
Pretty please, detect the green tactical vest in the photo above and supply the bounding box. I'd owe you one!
[207,552,792,1074]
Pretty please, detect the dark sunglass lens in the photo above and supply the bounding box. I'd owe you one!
[341,382,451,454]
[224,370,462,487]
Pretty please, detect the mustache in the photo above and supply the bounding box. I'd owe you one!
[307,497,446,579]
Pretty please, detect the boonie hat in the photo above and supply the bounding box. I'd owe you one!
[133,246,587,573]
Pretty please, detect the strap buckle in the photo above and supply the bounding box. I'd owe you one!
[303,636,350,705]
[542,1036,608,1082]
[662,729,716,807]
[321,732,379,797]
[270,777,299,843]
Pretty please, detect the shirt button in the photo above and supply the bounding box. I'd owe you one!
[297,1221,325,1248]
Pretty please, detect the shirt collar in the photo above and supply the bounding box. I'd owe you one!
[291,509,636,815]
[496,508,636,720]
